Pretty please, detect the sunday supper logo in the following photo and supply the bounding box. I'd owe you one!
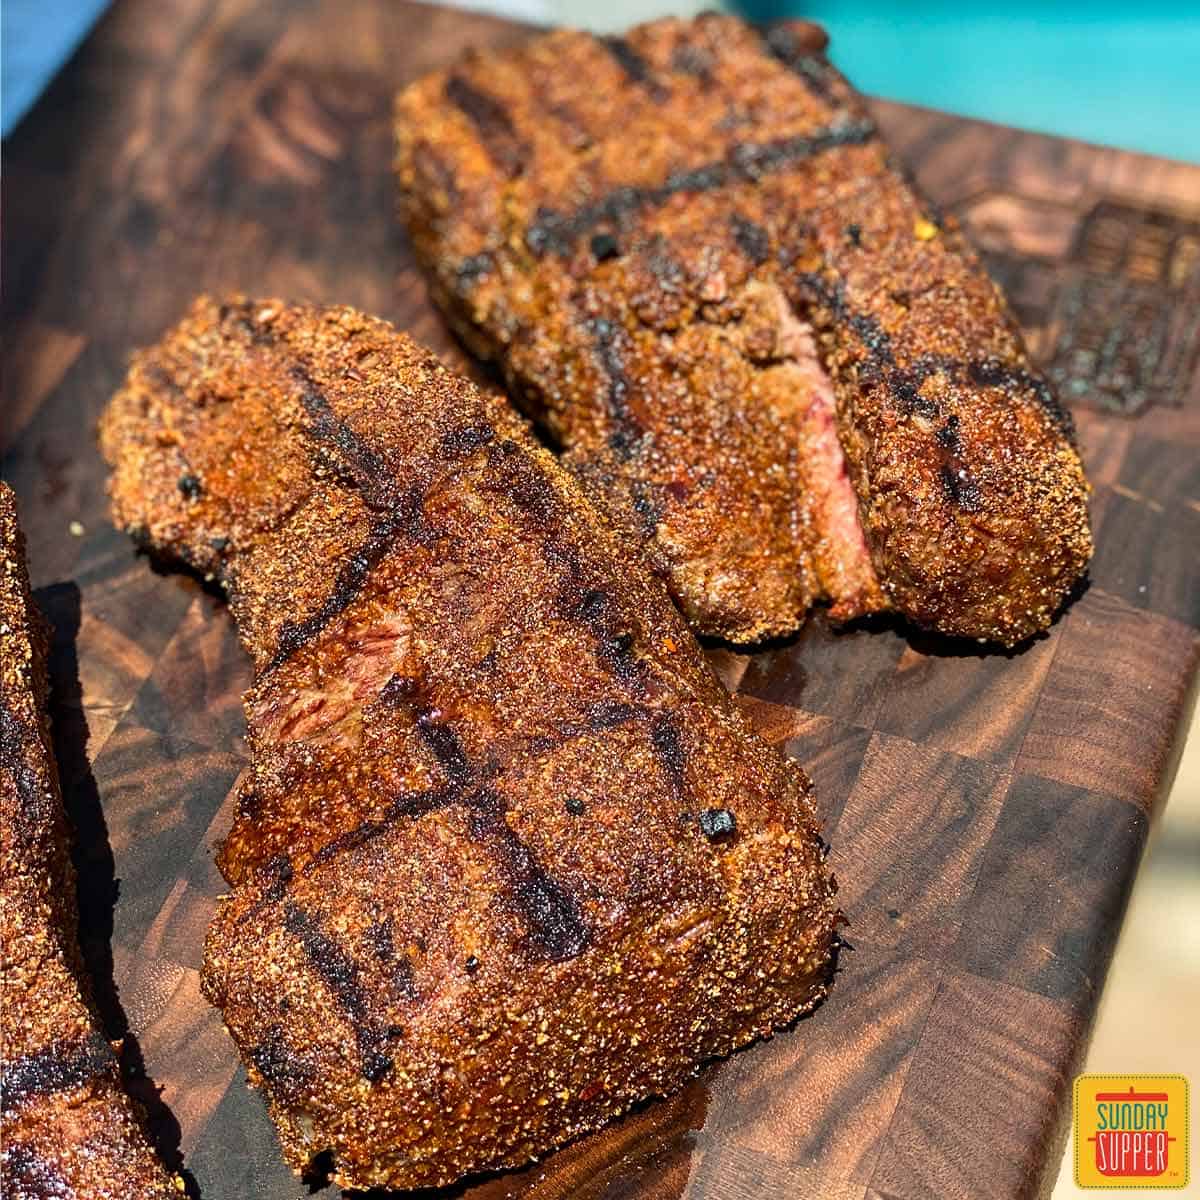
[1074,1075,1189,1189]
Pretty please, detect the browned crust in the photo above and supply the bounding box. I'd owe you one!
[394,14,1092,646]
[0,484,180,1200]
[98,297,838,1191]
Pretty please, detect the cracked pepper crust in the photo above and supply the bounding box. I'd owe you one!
[99,298,838,1191]
[395,13,1092,646]
[0,485,180,1200]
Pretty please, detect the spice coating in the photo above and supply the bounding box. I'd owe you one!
[395,14,1092,646]
[0,485,179,1199]
[99,298,838,1191]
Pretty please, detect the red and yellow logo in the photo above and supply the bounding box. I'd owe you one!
[1074,1075,1189,1189]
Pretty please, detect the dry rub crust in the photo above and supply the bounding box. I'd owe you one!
[395,14,1092,646]
[0,485,180,1200]
[99,297,838,1192]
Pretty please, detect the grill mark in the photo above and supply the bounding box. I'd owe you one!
[248,1025,315,1099]
[265,503,419,674]
[283,903,396,1083]
[366,917,419,1001]
[670,42,714,84]
[415,710,470,789]
[587,316,641,457]
[650,715,688,800]
[295,705,593,966]
[0,703,50,828]
[440,423,495,459]
[542,534,646,691]
[488,441,562,529]
[796,246,1072,435]
[969,358,1075,437]
[525,118,876,257]
[467,794,590,962]
[762,24,839,103]
[303,787,450,870]
[793,273,1072,509]
[599,35,668,101]
[444,74,527,177]
[731,213,771,265]
[1,1031,114,1112]
[263,368,439,673]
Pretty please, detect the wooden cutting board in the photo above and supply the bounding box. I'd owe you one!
[3,2,1198,1197]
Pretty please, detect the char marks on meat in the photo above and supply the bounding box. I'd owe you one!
[395,13,1091,646]
[99,297,838,1192]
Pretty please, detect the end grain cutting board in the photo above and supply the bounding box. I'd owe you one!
[2,2,1198,1197]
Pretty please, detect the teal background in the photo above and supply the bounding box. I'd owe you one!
[737,0,1200,163]
[4,0,1200,163]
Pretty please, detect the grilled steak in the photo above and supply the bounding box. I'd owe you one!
[0,484,179,1200]
[395,13,1092,646]
[99,297,838,1191]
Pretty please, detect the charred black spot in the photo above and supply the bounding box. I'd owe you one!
[178,473,203,499]
[456,252,494,287]
[365,919,394,961]
[763,24,839,103]
[465,955,480,974]
[249,1025,313,1098]
[650,716,688,800]
[444,74,526,177]
[728,122,876,182]
[362,1050,394,1083]
[698,807,737,840]
[266,507,413,674]
[578,589,608,619]
[590,232,621,261]
[665,163,727,193]
[630,483,659,533]
[586,699,640,730]
[671,42,714,82]
[846,222,862,246]
[565,796,586,816]
[935,413,962,452]
[0,1031,113,1111]
[379,673,419,705]
[890,369,939,419]
[262,854,294,903]
[496,455,560,528]
[440,423,495,459]
[415,712,470,789]
[524,120,875,257]
[731,213,771,265]
[597,630,640,683]
[939,463,983,512]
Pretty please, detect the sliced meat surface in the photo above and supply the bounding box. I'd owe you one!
[395,13,1092,646]
[99,297,838,1192]
[0,484,180,1200]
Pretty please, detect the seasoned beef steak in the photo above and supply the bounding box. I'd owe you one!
[395,14,1092,646]
[0,485,179,1200]
[99,298,838,1192]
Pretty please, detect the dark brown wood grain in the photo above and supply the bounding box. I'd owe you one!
[2,3,1198,1198]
